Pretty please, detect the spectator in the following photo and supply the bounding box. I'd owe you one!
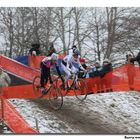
[100,59,113,92]
[0,66,11,95]
[90,61,102,77]
[100,59,113,78]
[126,53,135,90]
[90,61,102,93]
[128,51,140,66]
[29,43,41,56]
[79,58,88,78]
[126,53,135,64]
[47,42,56,56]
[135,51,140,66]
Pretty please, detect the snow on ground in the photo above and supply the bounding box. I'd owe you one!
[8,91,140,134]
[0,121,12,134]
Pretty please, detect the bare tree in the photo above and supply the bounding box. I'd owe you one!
[0,8,15,57]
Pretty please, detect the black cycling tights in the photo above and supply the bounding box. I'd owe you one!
[40,62,52,88]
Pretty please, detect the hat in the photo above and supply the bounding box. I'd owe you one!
[95,60,100,64]
[80,58,85,63]
[103,59,110,63]
[32,43,40,48]
[126,52,132,55]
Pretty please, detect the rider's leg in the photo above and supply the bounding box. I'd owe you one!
[61,63,71,88]
[40,64,49,92]
[71,66,78,74]
[40,64,46,88]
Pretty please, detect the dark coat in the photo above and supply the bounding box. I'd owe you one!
[89,66,102,78]
[100,63,113,78]
[135,52,140,66]
[47,45,56,56]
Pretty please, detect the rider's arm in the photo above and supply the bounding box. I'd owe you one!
[78,59,86,71]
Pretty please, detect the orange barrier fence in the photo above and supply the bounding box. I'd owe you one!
[0,96,38,133]
[87,64,140,93]
[0,55,40,82]
[28,54,65,69]
[1,55,140,98]
[28,56,45,69]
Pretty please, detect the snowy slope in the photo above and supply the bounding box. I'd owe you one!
[9,91,140,134]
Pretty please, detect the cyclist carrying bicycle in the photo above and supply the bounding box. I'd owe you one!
[61,49,87,89]
[40,53,64,94]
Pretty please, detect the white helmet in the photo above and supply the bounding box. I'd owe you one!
[103,59,110,63]
[51,53,58,61]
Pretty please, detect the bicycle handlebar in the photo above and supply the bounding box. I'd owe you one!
[71,70,88,78]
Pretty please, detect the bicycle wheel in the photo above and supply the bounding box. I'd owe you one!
[48,84,63,110]
[53,75,68,96]
[73,79,88,101]
[32,76,41,97]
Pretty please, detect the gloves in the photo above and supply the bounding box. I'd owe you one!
[84,69,87,73]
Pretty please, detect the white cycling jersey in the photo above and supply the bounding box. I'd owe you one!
[62,54,85,72]
[61,54,85,82]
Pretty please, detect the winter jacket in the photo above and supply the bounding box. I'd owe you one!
[100,63,113,78]
[0,71,11,87]
[89,66,102,78]
[134,52,140,66]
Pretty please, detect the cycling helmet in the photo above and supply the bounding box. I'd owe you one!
[51,53,58,61]
[73,49,80,56]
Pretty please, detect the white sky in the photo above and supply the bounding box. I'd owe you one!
[0,0,140,7]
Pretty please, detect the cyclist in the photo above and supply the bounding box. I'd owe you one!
[61,49,86,89]
[40,53,64,94]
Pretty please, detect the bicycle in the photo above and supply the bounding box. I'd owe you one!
[55,71,88,102]
[32,75,63,110]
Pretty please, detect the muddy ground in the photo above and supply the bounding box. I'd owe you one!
[9,91,140,134]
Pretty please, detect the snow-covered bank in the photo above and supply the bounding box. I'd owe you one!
[9,91,140,134]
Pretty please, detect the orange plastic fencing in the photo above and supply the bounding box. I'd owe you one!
[1,55,140,98]
[28,56,140,93]
[87,64,140,94]
[0,55,40,82]
[28,55,45,69]
[0,96,38,133]
[28,54,66,69]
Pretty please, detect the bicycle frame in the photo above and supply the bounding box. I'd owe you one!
[39,83,54,98]
[68,72,82,89]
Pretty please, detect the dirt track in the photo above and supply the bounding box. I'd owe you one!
[10,92,140,134]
